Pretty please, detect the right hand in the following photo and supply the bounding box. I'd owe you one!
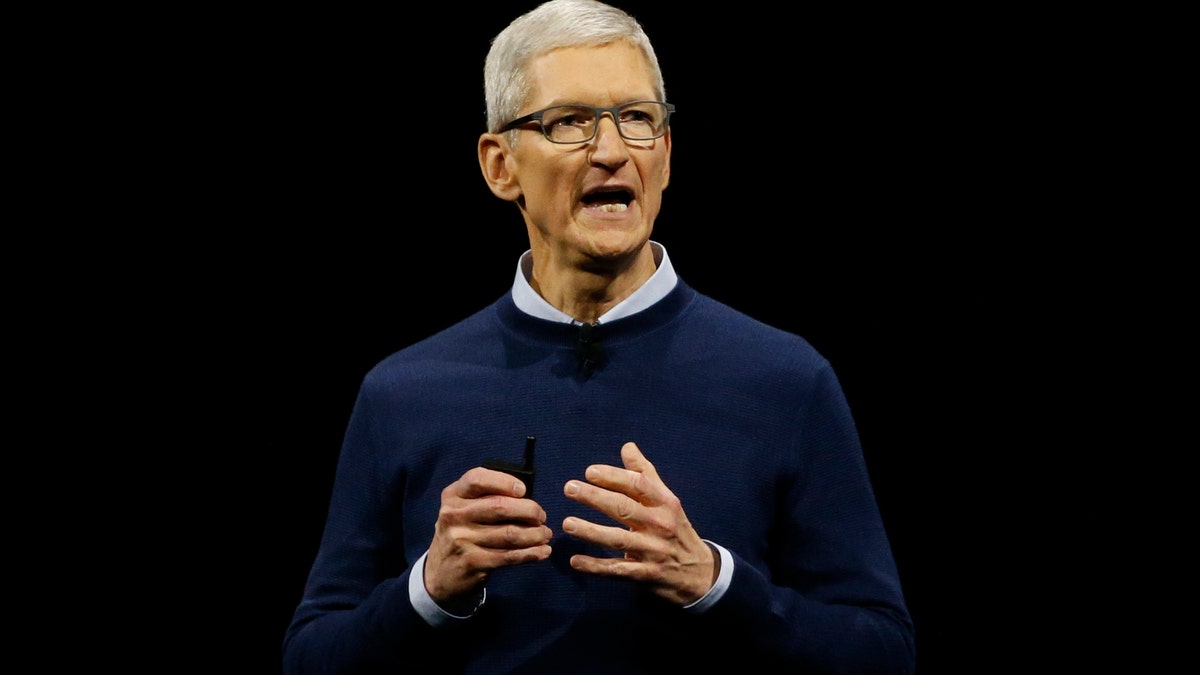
[424,467,553,605]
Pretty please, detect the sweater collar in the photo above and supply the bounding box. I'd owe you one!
[496,277,696,349]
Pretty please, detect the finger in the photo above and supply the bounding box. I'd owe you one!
[473,522,555,551]
[442,481,547,527]
[561,515,643,554]
[619,441,658,480]
[425,535,552,601]
[470,493,549,525]
[564,479,644,525]
[481,498,549,526]
[568,553,649,580]
[428,518,551,580]
[581,443,667,506]
[448,466,530,500]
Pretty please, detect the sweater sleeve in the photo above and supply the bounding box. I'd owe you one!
[281,384,457,673]
[704,363,915,674]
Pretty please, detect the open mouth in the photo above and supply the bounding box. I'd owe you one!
[582,187,633,212]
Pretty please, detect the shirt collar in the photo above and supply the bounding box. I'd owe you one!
[511,241,678,324]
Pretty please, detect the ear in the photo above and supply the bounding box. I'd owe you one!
[478,133,522,202]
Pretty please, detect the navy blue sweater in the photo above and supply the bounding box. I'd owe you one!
[284,280,915,674]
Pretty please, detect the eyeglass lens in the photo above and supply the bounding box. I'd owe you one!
[542,102,669,142]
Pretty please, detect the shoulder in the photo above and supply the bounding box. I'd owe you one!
[360,294,510,386]
[684,286,829,369]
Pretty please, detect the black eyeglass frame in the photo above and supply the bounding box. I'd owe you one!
[498,100,675,143]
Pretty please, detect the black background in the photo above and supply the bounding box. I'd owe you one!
[106,2,1097,672]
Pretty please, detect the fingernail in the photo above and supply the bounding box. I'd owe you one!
[565,481,579,495]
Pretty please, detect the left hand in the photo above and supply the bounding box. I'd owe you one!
[562,441,718,606]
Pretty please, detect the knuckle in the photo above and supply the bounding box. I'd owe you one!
[487,494,510,516]
[438,503,464,524]
[645,512,674,532]
[630,473,650,493]
[463,547,495,571]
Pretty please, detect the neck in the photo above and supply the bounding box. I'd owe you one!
[528,245,657,323]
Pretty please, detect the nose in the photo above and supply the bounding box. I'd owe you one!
[588,113,631,166]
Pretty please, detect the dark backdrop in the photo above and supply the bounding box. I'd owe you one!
[142,3,1048,672]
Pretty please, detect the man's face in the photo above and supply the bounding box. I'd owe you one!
[504,41,671,268]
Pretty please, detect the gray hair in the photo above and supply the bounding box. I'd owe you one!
[483,0,666,139]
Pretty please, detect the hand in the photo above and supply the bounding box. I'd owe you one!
[425,467,553,605]
[562,442,718,606]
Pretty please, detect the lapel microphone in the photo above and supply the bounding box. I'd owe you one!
[577,321,604,374]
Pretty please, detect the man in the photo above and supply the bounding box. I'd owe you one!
[283,1,915,672]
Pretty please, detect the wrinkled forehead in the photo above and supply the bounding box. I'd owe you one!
[524,41,658,108]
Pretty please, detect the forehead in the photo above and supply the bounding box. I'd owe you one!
[525,41,658,108]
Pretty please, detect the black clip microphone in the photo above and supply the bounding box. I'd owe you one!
[577,321,604,373]
[483,436,536,497]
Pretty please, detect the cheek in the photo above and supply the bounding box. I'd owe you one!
[538,166,580,202]
[513,151,574,200]
[521,166,579,221]
[534,174,571,208]
[643,157,670,196]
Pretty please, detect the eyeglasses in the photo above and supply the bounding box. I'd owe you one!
[499,101,675,144]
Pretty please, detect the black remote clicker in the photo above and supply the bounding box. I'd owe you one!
[483,435,536,497]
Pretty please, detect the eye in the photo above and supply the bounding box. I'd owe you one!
[548,114,579,129]
[543,106,594,129]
